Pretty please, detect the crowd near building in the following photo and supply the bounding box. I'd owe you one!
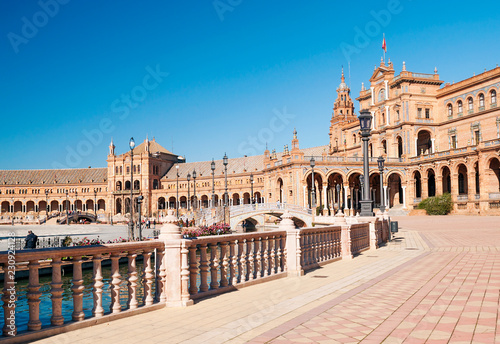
[2,59,500,223]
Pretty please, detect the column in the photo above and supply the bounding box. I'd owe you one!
[431,138,435,153]
[370,87,375,105]
[384,80,389,100]
[343,185,348,212]
[436,175,443,196]
[467,171,475,201]
[402,186,407,209]
[303,185,307,208]
[415,138,418,156]
[422,177,429,199]
[383,185,388,209]
[322,185,327,209]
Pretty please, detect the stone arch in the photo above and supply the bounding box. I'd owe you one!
[232,193,240,206]
[26,201,35,213]
[327,171,345,212]
[115,198,122,214]
[416,129,432,156]
[243,192,251,204]
[180,196,187,209]
[441,165,452,194]
[1,201,10,213]
[396,136,403,158]
[125,180,131,190]
[50,200,59,213]
[305,170,325,208]
[97,199,106,211]
[86,199,94,212]
[486,157,500,194]
[254,192,262,203]
[347,171,363,212]
[201,195,209,208]
[39,200,48,214]
[116,181,122,191]
[413,170,422,199]
[457,164,468,195]
[276,178,284,203]
[387,172,403,207]
[168,196,176,209]
[134,180,140,190]
[427,168,436,197]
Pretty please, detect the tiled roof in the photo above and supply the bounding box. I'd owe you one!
[162,145,329,180]
[118,138,174,157]
[0,168,107,186]
[163,155,264,180]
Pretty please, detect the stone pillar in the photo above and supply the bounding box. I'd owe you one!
[369,221,378,250]
[422,177,429,199]
[467,171,475,199]
[384,80,389,100]
[343,185,349,213]
[341,223,352,260]
[303,185,307,208]
[282,211,303,276]
[370,86,375,105]
[383,185,388,209]
[402,186,407,209]
[431,138,435,153]
[436,175,443,196]
[159,210,193,307]
[322,185,328,215]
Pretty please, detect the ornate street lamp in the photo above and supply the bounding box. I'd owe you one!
[192,170,197,209]
[250,173,254,205]
[65,189,69,225]
[211,159,216,208]
[378,156,386,212]
[137,195,144,240]
[129,137,135,240]
[93,188,97,217]
[336,184,341,214]
[45,189,49,220]
[310,157,316,208]
[187,173,191,211]
[359,109,374,216]
[176,164,179,217]
[223,153,228,207]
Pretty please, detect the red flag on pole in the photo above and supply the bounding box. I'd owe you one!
[382,34,387,53]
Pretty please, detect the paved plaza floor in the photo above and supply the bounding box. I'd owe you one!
[31,216,500,344]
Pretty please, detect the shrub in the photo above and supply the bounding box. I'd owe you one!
[417,193,453,215]
[182,223,231,238]
[316,205,324,216]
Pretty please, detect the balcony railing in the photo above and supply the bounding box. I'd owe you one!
[457,195,469,201]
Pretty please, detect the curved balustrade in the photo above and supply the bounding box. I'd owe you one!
[184,231,287,300]
[0,241,165,337]
[350,223,370,255]
[300,226,342,270]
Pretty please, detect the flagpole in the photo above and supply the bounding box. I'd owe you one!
[383,33,386,63]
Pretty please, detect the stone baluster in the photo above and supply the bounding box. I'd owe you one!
[277,235,284,272]
[27,260,42,331]
[188,245,198,295]
[199,243,209,292]
[239,239,247,282]
[282,210,302,276]
[254,237,262,279]
[220,241,229,287]
[209,243,219,289]
[71,257,85,321]
[247,238,255,281]
[50,257,64,325]
[341,225,353,260]
[269,236,275,275]
[127,252,138,310]
[301,233,308,267]
[230,240,238,285]
[110,253,122,313]
[261,236,269,276]
[143,250,154,306]
[180,241,191,303]
[92,254,104,317]
[156,247,167,303]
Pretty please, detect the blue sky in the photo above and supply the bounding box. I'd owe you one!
[1,0,499,170]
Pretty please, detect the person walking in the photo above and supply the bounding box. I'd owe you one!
[25,230,37,249]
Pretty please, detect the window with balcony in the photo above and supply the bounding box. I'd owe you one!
[451,135,457,149]
[479,93,485,110]
[458,100,463,114]
[491,90,497,106]
[474,130,480,145]
[447,104,453,117]
[468,97,473,113]
[425,108,430,119]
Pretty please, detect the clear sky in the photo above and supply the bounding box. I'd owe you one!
[1,0,499,170]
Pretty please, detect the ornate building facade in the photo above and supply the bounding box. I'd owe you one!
[1,59,500,222]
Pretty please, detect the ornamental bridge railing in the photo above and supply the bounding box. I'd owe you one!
[0,211,389,342]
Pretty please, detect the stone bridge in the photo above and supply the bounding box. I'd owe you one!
[58,212,97,224]
[229,203,313,230]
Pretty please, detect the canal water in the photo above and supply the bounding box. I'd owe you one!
[1,259,156,335]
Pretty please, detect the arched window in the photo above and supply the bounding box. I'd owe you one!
[468,97,473,111]
[378,89,385,102]
[352,133,356,144]
[457,100,463,114]
[491,90,497,105]
[133,180,140,190]
[447,104,453,117]
[479,93,485,108]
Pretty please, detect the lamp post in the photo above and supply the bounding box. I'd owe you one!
[310,157,316,208]
[75,190,78,213]
[336,184,341,214]
[223,153,228,207]
[250,173,254,205]
[65,189,69,225]
[187,173,191,211]
[45,189,49,220]
[176,165,179,217]
[137,195,144,240]
[94,188,97,217]
[192,170,197,209]
[359,110,374,216]
[223,153,228,224]
[129,137,135,240]
[378,156,385,213]
[211,159,215,208]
